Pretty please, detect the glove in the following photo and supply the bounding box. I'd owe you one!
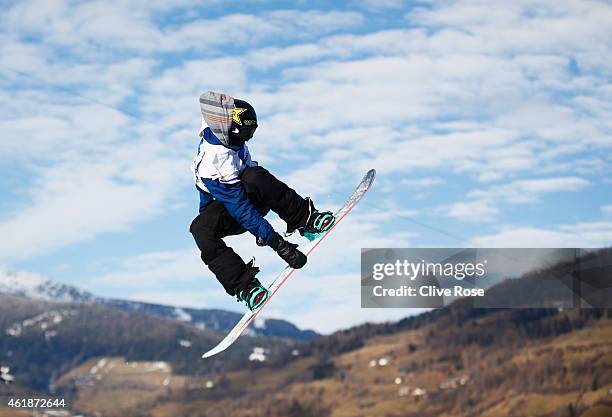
[258,233,307,269]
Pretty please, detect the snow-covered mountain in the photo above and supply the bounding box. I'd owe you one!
[0,266,318,340]
[0,266,94,303]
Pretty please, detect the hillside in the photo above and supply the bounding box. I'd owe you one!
[169,308,610,417]
[18,307,608,417]
[0,295,300,392]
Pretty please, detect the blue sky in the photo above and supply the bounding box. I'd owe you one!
[1,0,611,333]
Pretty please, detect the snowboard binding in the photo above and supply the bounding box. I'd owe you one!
[236,260,270,312]
[300,197,336,241]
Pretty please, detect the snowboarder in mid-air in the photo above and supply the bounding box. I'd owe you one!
[190,92,335,312]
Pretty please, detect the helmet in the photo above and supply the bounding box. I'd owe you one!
[229,98,258,146]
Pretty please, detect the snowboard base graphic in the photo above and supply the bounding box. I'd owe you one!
[202,169,376,359]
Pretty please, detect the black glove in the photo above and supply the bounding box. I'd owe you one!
[258,233,307,269]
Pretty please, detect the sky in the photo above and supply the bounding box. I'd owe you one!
[1,0,611,334]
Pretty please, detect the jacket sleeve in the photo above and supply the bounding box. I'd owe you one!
[203,177,275,243]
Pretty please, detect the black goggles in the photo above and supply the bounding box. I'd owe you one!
[239,125,258,141]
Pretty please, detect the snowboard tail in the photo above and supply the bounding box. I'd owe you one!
[202,169,376,359]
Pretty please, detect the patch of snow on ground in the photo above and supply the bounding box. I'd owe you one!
[90,358,108,374]
[5,309,77,337]
[145,361,171,372]
[249,347,266,362]
[174,308,192,322]
[0,366,14,384]
[253,317,266,329]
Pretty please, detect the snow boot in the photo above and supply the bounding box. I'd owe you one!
[236,260,270,312]
[300,197,335,241]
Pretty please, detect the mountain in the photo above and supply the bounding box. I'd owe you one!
[0,293,299,392]
[0,266,94,303]
[0,266,318,340]
[102,298,319,340]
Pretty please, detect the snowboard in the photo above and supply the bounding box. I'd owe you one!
[202,169,376,359]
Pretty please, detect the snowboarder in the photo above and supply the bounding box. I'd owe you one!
[190,92,335,312]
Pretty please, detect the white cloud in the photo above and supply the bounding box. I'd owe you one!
[471,221,612,247]
[0,136,186,261]
[2,3,363,54]
[440,176,590,222]
[2,0,162,52]
[398,177,445,188]
[353,0,406,11]
[163,11,364,53]
[91,249,203,288]
[509,177,589,194]
[408,0,612,58]
[443,200,500,222]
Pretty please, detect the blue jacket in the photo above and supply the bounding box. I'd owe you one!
[191,128,275,243]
